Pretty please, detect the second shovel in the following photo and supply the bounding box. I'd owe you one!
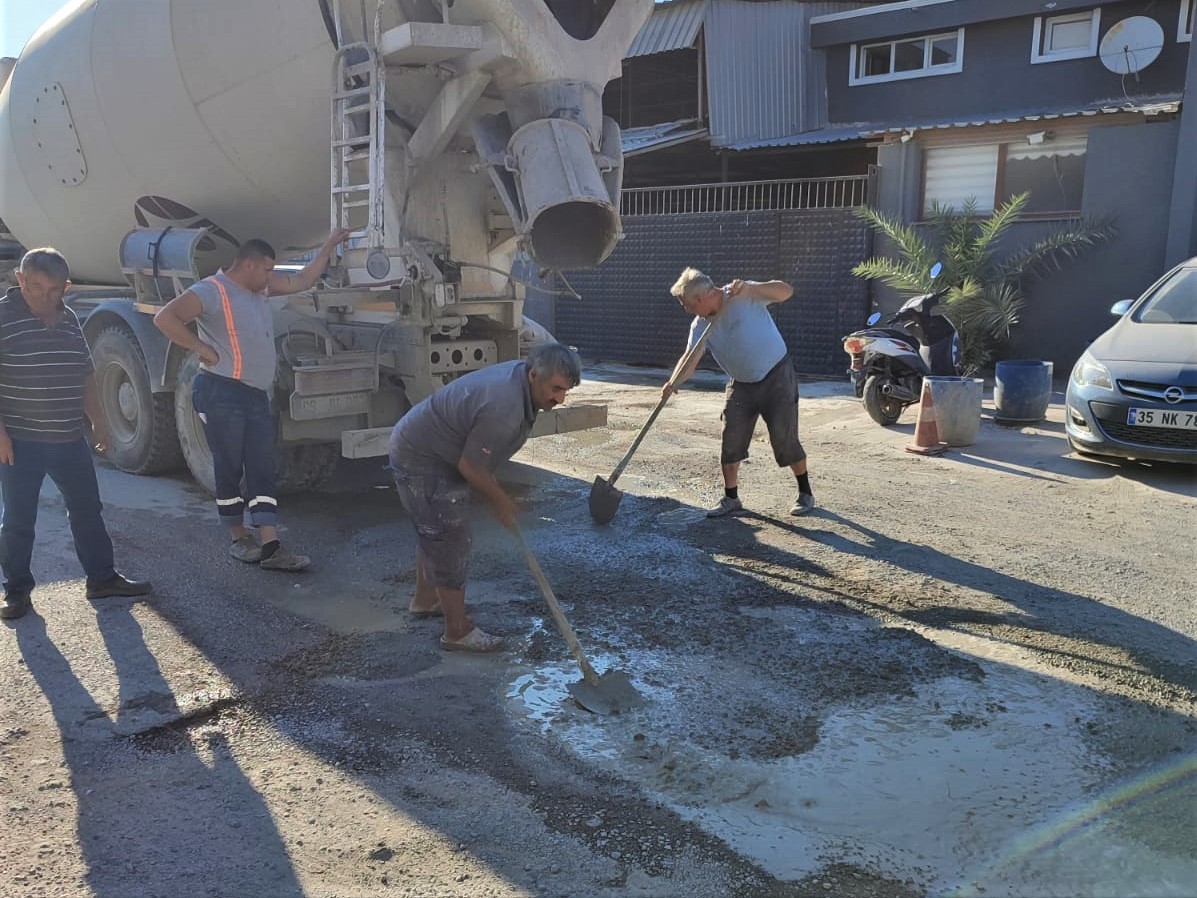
[589,314,718,524]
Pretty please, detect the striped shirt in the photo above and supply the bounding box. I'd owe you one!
[0,287,93,443]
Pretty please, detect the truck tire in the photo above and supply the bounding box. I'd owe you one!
[90,326,183,473]
[175,353,338,495]
[275,443,340,493]
[863,374,904,426]
[173,352,218,494]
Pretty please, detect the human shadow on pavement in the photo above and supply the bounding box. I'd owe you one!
[13,607,304,898]
[728,506,1197,699]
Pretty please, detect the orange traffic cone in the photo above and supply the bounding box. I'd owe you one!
[906,379,947,456]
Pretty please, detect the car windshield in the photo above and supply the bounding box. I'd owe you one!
[1134,266,1197,324]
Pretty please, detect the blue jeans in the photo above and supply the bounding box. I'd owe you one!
[0,437,117,594]
[192,372,279,528]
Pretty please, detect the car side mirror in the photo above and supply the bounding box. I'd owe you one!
[1109,299,1134,316]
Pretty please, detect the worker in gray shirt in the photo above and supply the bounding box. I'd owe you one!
[389,342,581,653]
[154,228,349,571]
[663,267,815,519]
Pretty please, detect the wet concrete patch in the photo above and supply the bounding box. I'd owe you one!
[511,648,1197,895]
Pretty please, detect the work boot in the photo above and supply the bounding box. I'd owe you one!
[229,535,263,564]
[790,493,816,516]
[259,545,311,572]
[86,573,153,600]
[706,496,744,518]
[1,591,32,620]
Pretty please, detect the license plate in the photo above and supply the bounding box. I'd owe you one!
[1126,407,1197,430]
[290,391,371,421]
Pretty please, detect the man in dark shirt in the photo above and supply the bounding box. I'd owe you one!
[0,248,151,620]
[389,342,581,653]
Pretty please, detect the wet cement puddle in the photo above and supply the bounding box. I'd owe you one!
[508,638,1197,895]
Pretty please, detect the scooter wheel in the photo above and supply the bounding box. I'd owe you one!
[863,374,904,426]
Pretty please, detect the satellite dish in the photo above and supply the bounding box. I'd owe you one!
[1099,16,1164,75]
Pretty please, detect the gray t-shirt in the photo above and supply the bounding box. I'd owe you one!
[389,360,537,473]
[687,288,789,383]
[189,271,276,392]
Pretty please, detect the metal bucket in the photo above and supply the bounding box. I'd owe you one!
[925,376,984,446]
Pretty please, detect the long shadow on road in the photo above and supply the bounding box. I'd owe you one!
[14,608,305,898]
[723,505,1197,703]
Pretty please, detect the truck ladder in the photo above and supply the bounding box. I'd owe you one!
[330,0,386,248]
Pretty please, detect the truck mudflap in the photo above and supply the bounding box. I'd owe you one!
[339,403,608,459]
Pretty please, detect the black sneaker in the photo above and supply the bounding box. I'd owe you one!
[86,573,153,600]
[1,591,32,620]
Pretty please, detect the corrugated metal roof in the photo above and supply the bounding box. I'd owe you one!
[859,96,1182,136]
[620,119,708,155]
[626,0,709,58]
[724,94,1182,150]
[726,125,873,150]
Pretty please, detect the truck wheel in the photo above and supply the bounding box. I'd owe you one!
[176,354,338,495]
[863,374,904,426]
[174,352,217,494]
[275,443,340,493]
[90,326,183,473]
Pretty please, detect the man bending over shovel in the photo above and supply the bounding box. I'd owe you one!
[388,343,581,653]
[664,267,815,518]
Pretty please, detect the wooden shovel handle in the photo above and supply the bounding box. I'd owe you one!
[514,526,601,686]
[605,313,719,488]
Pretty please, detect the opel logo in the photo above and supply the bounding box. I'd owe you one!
[1163,386,1184,404]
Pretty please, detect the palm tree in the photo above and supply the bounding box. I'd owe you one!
[852,192,1116,372]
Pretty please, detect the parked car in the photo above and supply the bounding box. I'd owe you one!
[1066,257,1197,464]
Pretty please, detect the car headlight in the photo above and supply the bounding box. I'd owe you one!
[1071,352,1113,389]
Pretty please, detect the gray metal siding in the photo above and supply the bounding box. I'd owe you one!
[1016,121,1181,368]
[554,212,870,375]
[627,0,709,58]
[706,1,864,146]
[824,2,1189,126]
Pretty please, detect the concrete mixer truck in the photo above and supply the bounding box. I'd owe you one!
[0,0,649,491]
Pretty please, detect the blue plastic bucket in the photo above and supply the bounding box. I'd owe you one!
[994,360,1054,424]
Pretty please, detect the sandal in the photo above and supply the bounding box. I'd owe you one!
[409,603,443,619]
[440,627,505,654]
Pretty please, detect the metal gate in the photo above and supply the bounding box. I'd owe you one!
[546,172,875,376]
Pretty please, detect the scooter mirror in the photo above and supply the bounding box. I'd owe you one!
[929,262,944,279]
[866,312,882,326]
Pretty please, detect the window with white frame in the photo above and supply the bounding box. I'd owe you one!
[850,29,964,85]
[1031,9,1102,62]
[1181,0,1193,42]
[922,134,1088,217]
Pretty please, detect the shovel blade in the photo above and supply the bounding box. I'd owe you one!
[588,475,623,525]
[567,669,643,716]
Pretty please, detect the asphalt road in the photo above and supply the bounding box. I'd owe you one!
[2,366,1194,898]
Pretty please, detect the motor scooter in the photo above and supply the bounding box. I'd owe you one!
[842,263,961,425]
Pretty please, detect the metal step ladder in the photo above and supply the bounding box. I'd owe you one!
[330,0,386,249]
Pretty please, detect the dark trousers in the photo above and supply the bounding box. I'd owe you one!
[0,437,117,594]
[192,373,279,528]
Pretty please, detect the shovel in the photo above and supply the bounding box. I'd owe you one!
[513,524,641,715]
[589,312,720,524]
